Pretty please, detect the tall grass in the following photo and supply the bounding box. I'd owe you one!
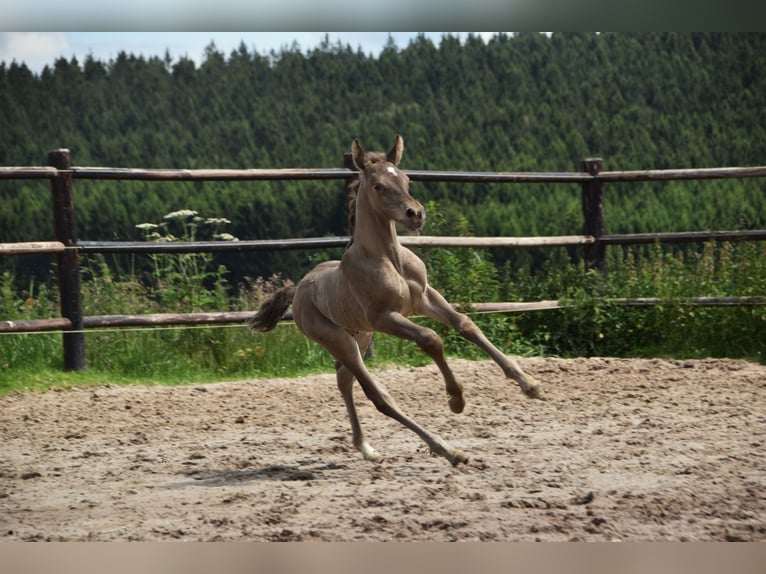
[1,208,764,394]
[510,240,766,360]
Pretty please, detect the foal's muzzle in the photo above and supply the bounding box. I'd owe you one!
[403,206,426,231]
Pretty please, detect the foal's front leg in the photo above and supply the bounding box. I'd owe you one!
[372,310,466,414]
[417,285,543,399]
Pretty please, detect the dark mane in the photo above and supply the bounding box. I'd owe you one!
[346,151,388,246]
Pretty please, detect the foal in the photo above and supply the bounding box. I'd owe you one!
[250,135,542,465]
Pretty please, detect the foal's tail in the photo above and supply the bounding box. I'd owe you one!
[248,285,297,332]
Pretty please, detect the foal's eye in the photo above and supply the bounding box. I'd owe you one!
[373,183,384,193]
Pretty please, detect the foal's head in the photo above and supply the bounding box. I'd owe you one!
[351,135,425,232]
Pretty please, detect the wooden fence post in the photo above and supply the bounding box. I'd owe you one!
[581,157,607,275]
[48,149,86,371]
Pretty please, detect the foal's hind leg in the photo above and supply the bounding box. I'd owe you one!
[334,332,382,462]
[418,286,542,399]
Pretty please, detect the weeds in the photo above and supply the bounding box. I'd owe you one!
[135,210,237,311]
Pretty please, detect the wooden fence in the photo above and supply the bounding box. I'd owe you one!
[1,149,765,371]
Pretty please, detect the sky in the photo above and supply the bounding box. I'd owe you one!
[0,32,503,74]
[0,0,531,75]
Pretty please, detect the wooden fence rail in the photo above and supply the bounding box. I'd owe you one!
[1,149,765,371]
[4,163,766,183]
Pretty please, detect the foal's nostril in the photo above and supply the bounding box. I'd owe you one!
[406,208,418,219]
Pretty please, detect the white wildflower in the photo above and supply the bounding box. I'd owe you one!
[206,217,232,225]
[135,223,159,230]
[214,233,238,241]
[163,209,198,220]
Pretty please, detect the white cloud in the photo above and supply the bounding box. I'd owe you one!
[0,32,70,70]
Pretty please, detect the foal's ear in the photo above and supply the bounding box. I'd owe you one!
[351,139,367,170]
[386,134,404,166]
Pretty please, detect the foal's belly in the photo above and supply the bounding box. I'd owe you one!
[297,260,420,333]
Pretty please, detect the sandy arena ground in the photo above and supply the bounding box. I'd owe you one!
[1,356,764,541]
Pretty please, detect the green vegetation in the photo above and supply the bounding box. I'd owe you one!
[1,206,763,395]
[1,33,765,392]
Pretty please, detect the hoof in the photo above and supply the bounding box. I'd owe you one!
[360,443,383,463]
[449,394,465,414]
[524,381,543,399]
[364,452,383,464]
[449,449,469,466]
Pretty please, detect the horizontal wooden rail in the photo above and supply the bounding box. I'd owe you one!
[83,311,255,328]
[1,305,562,333]
[70,166,354,181]
[600,229,766,245]
[69,164,766,183]
[401,235,594,248]
[595,165,766,183]
[0,166,58,179]
[5,230,760,259]
[607,296,766,307]
[4,164,765,184]
[464,301,562,313]
[0,312,254,333]
[76,234,596,254]
[0,241,66,255]
[74,229,766,254]
[0,317,72,333]
[409,165,766,183]
[4,297,765,334]
[77,238,351,253]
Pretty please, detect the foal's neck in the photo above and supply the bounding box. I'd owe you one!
[352,190,403,272]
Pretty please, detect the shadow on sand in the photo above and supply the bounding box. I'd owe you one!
[167,462,348,488]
